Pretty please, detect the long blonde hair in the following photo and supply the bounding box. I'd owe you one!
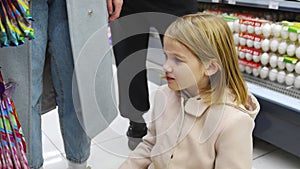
[165,13,248,105]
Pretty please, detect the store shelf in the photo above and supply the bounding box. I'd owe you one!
[197,0,223,3]
[223,0,300,12]
[244,79,300,157]
[246,81,300,113]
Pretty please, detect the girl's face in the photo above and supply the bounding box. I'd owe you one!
[163,37,209,95]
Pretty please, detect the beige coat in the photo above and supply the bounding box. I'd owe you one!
[120,85,260,169]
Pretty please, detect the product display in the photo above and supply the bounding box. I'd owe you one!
[0,69,29,168]
[200,0,300,159]
[0,0,34,47]
[220,14,300,90]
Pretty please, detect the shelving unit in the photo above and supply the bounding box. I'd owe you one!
[198,0,300,12]
[223,0,300,12]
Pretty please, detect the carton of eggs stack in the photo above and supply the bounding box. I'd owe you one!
[228,16,300,90]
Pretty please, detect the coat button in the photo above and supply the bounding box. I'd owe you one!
[88,10,93,16]
[170,154,173,159]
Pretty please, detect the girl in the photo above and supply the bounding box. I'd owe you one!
[119,13,260,169]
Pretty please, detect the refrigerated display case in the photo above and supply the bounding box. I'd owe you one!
[197,0,300,157]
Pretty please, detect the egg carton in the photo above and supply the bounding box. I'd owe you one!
[243,73,300,99]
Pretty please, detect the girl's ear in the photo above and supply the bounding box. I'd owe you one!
[205,60,219,76]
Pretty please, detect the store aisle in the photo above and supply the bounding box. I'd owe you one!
[40,80,300,169]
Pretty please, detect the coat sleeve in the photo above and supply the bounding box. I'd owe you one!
[214,112,255,169]
[119,89,164,169]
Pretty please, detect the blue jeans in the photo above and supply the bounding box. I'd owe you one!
[29,0,91,168]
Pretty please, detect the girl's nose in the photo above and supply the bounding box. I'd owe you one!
[163,62,172,72]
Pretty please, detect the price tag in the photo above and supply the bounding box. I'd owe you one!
[269,1,279,10]
[212,0,220,3]
[228,0,236,4]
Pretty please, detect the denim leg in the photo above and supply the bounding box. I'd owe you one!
[48,0,91,163]
[29,0,49,168]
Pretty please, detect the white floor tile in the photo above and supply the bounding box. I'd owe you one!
[253,149,300,169]
[42,109,65,154]
[253,138,278,159]
[42,132,67,169]
[95,136,132,159]
[88,139,128,169]
[93,115,128,144]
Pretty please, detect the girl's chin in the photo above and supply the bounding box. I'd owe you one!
[167,84,181,91]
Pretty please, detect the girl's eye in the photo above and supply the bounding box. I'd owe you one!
[175,57,183,63]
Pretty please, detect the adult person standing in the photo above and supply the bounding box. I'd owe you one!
[110,0,198,150]
[0,0,122,168]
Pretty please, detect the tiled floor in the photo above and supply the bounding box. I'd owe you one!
[41,80,300,169]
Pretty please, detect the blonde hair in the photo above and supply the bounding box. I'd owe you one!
[165,13,248,105]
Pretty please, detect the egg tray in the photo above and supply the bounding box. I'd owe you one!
[242,73,300,100]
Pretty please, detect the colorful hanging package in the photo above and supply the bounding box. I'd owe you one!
[0,69,29,169]
[0,0,34,47]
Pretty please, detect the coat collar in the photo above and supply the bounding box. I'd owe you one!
[176,88,260,143]
[179,89,210,118]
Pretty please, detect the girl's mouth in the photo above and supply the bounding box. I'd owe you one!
[166,76,175,81]
[160,75,175,81]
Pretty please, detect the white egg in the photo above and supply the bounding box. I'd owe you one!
[262,23,272,38]
[277,71,286,84]
[239,37,246,46]
[254,41,261,49]
[227,21,234,32]
[285,73,295,86]
[278,41,288,55]
[281,26,289,39]
[222,13,228,16]
[252,67,261,77]
[294,76,300,89]
[277,57,286,70]
[289,32,298,42]
[240,24,247,32]
[260,52,269,65]
[255,26,262,35]
[268,69,278,81]
[295,62,300,74]
[235,46,239,53]
[260,67,269,79]
[286,63,295,72]
[270,39,279,52]
[246,53,253,61]
[253,54,261,63]
[261,39,270,52]
[272,24,282,37]
[271,23,275,31]
[247,25,255,34]
[233,33,240,46]
[269,54,278,68]
[296,46,300,59]
[239,64,245,72]
[239,51,245,59]
[245,66,252,74]
[246,39,254,48]
[287,44,296,56]
[233,20,240,33]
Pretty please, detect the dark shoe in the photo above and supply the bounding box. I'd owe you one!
[127,121,147,150]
